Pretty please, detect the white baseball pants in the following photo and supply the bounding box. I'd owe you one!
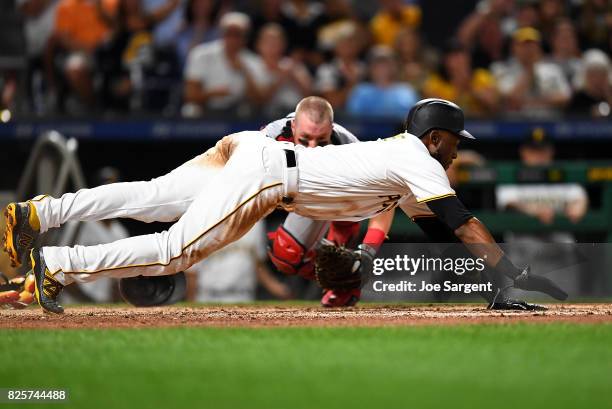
[37,133,292,285]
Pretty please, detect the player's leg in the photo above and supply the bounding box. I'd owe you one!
[33,151,226,231]
[30,137,288,313]
[3,138,231,267]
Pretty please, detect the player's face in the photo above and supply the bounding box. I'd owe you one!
[291,115,333,148]
[427,130,460,170]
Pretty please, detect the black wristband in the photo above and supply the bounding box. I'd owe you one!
[495,255,522,279]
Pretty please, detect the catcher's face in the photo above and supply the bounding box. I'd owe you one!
[425,130,460,170]
[291,114,333,148]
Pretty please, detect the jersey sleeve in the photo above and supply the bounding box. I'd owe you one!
[425,196,473,230]
[392,156,455,203]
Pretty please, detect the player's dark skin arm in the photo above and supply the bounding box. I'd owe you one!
[426,196,508,274]
[454,217,504,267]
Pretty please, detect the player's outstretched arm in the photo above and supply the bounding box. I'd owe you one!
[426,196,568,300]
[453,217,503,266]
[454,217,568,300]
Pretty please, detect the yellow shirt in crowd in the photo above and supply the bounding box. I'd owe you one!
[55,0,118,52]
[370,5,421,46]
[422,69,496,116]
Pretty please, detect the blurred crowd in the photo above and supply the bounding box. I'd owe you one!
[1,0,611,119]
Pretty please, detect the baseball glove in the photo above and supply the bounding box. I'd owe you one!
[315,239,375,290]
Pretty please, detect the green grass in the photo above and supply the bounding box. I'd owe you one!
[2,324,611,409]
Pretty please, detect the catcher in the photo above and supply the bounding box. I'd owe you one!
[262,104,392,307]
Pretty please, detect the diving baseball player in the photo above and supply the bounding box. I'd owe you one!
[3,99,567,314]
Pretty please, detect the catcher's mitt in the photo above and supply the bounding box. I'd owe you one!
[315,239,375,290]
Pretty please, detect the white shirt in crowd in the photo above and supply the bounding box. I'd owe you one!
[491,59,572,117]
[184,39,269,111]
[496,183,587,213]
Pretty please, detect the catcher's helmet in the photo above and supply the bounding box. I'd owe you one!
[405,98,475,140]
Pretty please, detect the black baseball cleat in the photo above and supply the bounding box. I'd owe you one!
[30,248,64,314]
[3,202,41,268]
[488,299,547,311]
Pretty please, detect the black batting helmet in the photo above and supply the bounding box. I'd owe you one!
[405,98,475,140]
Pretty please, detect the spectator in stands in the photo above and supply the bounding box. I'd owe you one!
[182,12,267,117]
[45,0,117,112]
[491,27,571,118]
[446,150,486,188]
[496,128,587,300]
[95,0,181,112]
[256,24,312,118]
[573,0,612,53]
[537,0,566,49]
[315,0,357,54]
[515,0,540,29]
[279,0,325,67]
[496,128,588,227]
[422,42,499,117]
[457,0,515,69]
[185,221,292,302]
[568,49,612,118]
[369,0,421,46]
[346,45,418,119]
[249,0,296,51]
[550,19,581,83]
[174,0,221,68]
[17,0,60,114]
[144,0,186,47]
[393,28,435,92]
[314,22,365,110]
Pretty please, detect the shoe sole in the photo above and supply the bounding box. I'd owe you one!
[30,250,63,315]
[2,203,20,268]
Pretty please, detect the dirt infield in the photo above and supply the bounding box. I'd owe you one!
[1,303,611,329]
